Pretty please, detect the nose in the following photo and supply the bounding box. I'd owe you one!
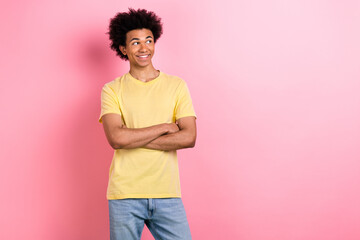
[139,43,148,52]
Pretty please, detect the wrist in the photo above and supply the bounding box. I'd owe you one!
[161,123,170,134]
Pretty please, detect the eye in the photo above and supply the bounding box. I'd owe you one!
[132,42,139,45]
[146,40,152,44]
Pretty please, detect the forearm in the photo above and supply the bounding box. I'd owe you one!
[144,129,196,151]
[102,113,180,150]
[110,124,168,149]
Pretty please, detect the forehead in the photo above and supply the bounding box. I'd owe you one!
[126,28,154,41]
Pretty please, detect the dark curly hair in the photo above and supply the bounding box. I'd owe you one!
[107,8,163,60]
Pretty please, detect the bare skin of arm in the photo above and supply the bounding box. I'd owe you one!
[101,113,179,149]
[144,116,197,151]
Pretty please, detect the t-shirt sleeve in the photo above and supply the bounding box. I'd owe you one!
[98,83,121,123]
[175,81,197,120]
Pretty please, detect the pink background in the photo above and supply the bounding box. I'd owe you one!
[1,0,360,239]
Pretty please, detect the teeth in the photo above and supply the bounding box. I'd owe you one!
[138,55,149,58]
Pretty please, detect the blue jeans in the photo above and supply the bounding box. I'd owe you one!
[109,198,192,240]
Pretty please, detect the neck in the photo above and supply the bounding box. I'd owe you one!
[129,64,159,82]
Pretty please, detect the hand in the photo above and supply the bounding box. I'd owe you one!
[166,123,180,134]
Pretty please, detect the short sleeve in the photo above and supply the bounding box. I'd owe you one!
[98,83,121,123]
[174,81,197,120]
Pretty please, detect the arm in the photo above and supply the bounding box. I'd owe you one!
[144,116,197,151]
[101,113,179,149]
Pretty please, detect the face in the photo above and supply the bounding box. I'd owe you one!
[120,28,155,68]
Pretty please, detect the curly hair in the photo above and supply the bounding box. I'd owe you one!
[107,8,163,60]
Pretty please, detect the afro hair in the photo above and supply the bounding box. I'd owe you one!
[107,8,163,60]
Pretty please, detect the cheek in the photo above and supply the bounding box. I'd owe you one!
[128,47,137,55]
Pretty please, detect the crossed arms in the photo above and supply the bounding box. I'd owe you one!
[101,113,196,151]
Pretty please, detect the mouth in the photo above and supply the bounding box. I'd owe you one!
[137,54,150,59]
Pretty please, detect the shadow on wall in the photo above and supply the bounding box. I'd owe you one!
[41,25,191,239]
[62,28,159,240]
[49,28,120,239]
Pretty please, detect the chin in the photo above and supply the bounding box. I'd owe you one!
[137,62,151,68]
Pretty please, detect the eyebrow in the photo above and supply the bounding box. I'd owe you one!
[129,36,153,42]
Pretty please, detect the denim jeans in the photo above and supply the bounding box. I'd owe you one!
[109,198,192,240]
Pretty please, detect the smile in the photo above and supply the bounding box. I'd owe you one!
[137,54,150,59]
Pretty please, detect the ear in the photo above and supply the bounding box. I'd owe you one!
[119,46,126,55]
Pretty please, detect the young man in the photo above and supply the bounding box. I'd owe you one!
[99,8,196,240]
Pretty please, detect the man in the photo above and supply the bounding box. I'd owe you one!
[99,8,196,240]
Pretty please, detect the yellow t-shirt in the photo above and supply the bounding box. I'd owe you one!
[99,71,196,199]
